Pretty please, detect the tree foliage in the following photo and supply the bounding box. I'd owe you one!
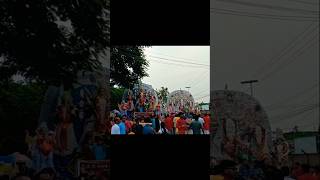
[0,82,47,153]
[110,87,125,110]
[156,86,169,103]
[0,0,110,86]
[110,46,149,89]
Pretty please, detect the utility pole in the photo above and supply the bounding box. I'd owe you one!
[241,80,258,96]
[185,86,191,93]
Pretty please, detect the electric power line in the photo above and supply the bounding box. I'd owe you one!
[210,10,319,21]
[149,58,210,69]
[192,89,211,97]
[211,7,319,19]
[270,103,319,121]
[252,23,317,78]
[188,74,210,92]
[266,102,319,112]
[214,0,319,14]
[146,54,210,67]
[187,71,210,89]
[260,35,319,81]
[194,94,210,101]
[284,0,319,6]
[115,48,210,69]
[145,51,210,65]
[276,112,317,131]
[264,83,319,108]
[272,107,318,129]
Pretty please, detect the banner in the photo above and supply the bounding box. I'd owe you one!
[77,160,110,179]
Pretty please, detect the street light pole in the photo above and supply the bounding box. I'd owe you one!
[241,80,258,96]
[185,86,191,93]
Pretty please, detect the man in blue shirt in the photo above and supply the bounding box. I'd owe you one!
[143,124,155,135]
[119,116,127,135]
[150,114,156,130]
[90,136,106,160]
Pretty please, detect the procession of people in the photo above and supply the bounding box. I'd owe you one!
[110,111,211,135]
[110,82,210,135]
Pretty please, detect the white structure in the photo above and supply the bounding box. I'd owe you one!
[167,90,195,113]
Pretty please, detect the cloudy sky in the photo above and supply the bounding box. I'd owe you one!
[210,0,319,131]
[142,46,210,103]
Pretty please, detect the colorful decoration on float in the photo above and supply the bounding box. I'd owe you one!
[167,90,194,114]
[210,90,273,165]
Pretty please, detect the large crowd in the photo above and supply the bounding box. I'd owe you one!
[211,160,320,180]
[110,112,210,135]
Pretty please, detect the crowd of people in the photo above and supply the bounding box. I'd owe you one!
[211,160,320,180]
[110,112,210,135]
[0,126,109,180]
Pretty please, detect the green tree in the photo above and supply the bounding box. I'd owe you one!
[110,46,149,89]
[0,0,110,86]
[110,87,125,110]
[156,87,169,103]
[0,82,47,154]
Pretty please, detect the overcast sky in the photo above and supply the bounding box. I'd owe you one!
[210,0,319,131]
[142,46,210,103]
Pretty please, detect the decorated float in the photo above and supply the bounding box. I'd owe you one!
[167,90,195,114]
[117,82,161,119]
[210,90,273,165]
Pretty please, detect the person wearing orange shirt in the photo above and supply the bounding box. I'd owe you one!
[164,114,174,134]
[203,113,210,134]
[176,116,187,135]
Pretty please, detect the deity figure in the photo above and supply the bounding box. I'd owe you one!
[127,94,135,119]
[155,102,161,117]
[149,95,156,111]
[168,103,174,114]
[55,99,78,156]
[118,101,128,116]
[95,87,107,128]
[274,129,289,166]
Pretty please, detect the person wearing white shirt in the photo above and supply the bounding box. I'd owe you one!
[111,117,121,135]
[198,115,205,134]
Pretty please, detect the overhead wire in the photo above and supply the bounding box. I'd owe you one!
[260,34,319,81]
[146,54,210,67]
[149,58,210,69]
[252,23,317,78]
[269,103,319,121]
[264,83,319,108]
[145,51,210,66]
[211,8,319,21]
[283,0,319,6]
[213,0,319,14]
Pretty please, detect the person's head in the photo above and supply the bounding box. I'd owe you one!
[281,166,290,177]
[115,117,120,124]
[140,118,145,123]
[122,115,127,122]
